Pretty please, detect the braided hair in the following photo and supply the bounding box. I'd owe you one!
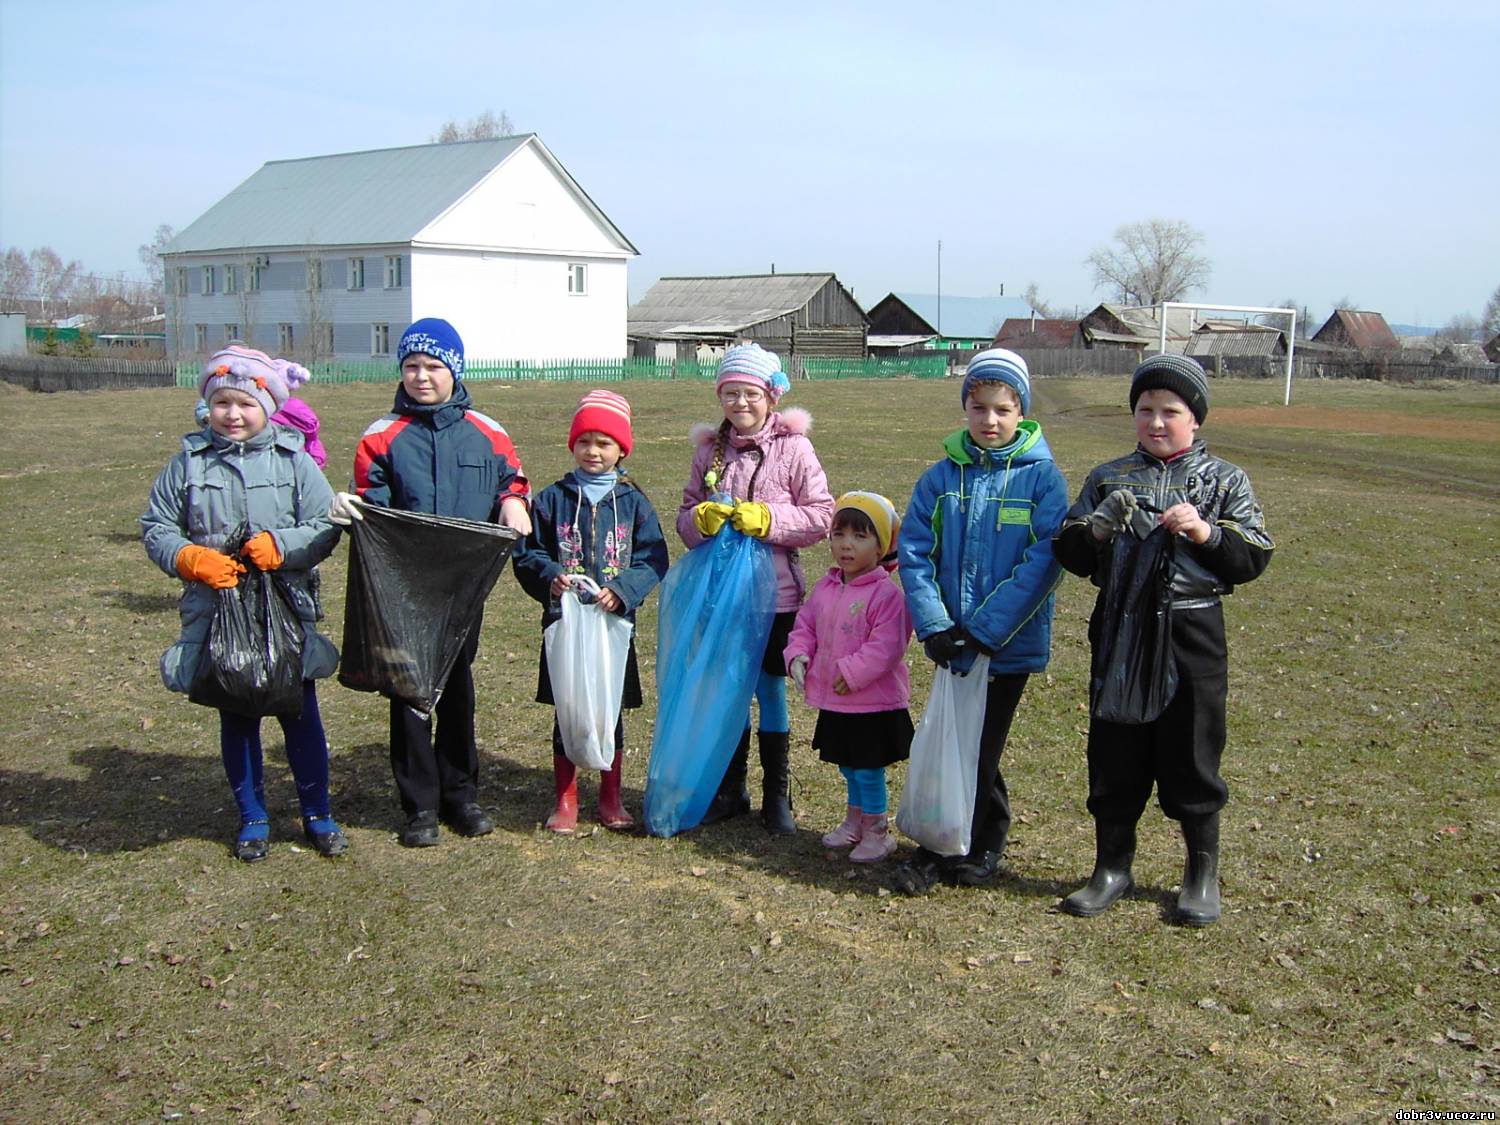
[705,419,767,500]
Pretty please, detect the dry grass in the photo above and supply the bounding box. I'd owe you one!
[0,374,1496,1122]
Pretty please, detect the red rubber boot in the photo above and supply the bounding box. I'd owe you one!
[545,754,578,834]
[596,744,634,830]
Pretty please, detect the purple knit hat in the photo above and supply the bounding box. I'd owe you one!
[199,343,310,419]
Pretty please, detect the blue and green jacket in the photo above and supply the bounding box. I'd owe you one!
[898,421,1069,675]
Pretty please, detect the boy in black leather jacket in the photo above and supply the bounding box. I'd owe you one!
[1053,354,1273,926]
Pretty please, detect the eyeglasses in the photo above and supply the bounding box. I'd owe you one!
[718,388,766,404]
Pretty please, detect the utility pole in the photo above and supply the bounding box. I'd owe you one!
[937,239,942,337]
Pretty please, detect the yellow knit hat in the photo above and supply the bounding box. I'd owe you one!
[834,491,901,557]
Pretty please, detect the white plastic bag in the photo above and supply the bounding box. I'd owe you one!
[543,577,634,770]
[895,654,991,857]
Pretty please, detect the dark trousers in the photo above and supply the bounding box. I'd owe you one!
[1085,604,1229,823]
[969,672,1030,857]
[389,627,481,816]
[551,714,625,764]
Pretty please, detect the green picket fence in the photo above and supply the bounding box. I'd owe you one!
[175,353,947,387]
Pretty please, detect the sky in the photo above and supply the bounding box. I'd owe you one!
[2,0,1496,329]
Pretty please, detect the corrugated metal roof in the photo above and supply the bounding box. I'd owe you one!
[164,135,635,255]
[1104,303,1197,341]
[885,293,1039,338]
[994,318,1081,348]
[868,334,936,348]
[1314,310,1398,350]
[628,273,835,336]
[1185,327,1286,358]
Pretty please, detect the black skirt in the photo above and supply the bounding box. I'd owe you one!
[814,708,914,770]
[535,636,643,709]
[761,610,797,677]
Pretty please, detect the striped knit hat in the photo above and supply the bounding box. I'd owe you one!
[569,388,634,457]
[398,317,465,380]
[835,491,902,557]
[1130,353,1210,423]
[715,342,792,403]
[961,348,1031,415]
[199,343,308,420]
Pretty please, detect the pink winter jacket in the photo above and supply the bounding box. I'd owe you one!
[272,397,327,469]
[784,566,912,713]
[676,409,834,612]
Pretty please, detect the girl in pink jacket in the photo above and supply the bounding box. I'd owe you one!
[784,492,914,862]
[677,343,834,833]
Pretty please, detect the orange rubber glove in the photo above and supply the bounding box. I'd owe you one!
[241,531,284,571]
[175,544,245,588]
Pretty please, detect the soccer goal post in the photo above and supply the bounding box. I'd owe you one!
[1157,302,1299,405]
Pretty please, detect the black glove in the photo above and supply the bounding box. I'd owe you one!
[961,628,993,656]
[922,627,966,668]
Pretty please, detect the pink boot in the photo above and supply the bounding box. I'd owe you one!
[849,813,896,864]
[821,805,864,848]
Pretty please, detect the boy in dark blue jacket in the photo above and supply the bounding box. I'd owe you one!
[330,318,530,847]
[512,390,669,833]
[895,349,1069,894]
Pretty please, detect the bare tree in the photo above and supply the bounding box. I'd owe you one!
[137,224,175,307]
[234,251,260,352]
[1435,312,1480,345]
[298,253,330,364]
[29,247,82,320]
[1257,297,1309,338]
[1,247,32,313]
[433,109,516,143]
[1021,282,1055,318]
[1481,283,1500,339]
[1332,296,1357,311]
[1086,219,1211,307]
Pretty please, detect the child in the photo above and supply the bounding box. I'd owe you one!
[784,492,914,863]
[512,389,670,833]
[894,348,1068,894]
[142,344,346,862]
[197,385,327,468]
[676,343,834,833]
[1053,354,1273,926]
[328,318,531,848]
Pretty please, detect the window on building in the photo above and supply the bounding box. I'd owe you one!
[224,324,240,343]
[306,258,322,291]
[278,323,294,352]
[175,268,189,297]
[250,256,266,292]
[194,324,207,352]
[201,265,216,295]
[567,263,587,295]
[384,255,403,288]
[223,264,237,294]
[372,323,390,355]
[348,257,364,290]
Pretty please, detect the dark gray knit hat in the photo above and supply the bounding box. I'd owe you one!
[1130,353,1210,423]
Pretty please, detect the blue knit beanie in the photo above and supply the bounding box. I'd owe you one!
[716,342,792,403]
[1130,353,1210,423]
[961,348,1031,415]
[399,318,465,380]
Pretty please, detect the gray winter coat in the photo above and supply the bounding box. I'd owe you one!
[141,425,341,694]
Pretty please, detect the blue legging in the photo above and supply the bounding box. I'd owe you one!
[219,682,335,838]
[746,669,788,734]
[839,766,889,815]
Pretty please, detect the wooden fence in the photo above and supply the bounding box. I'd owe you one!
[0,355,175,392]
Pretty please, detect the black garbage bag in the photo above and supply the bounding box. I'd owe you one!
[1090,514,1178,725]
[338,506,520,714]
[190,522,306,718]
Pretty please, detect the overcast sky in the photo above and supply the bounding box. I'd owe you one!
[2,0,1495,327]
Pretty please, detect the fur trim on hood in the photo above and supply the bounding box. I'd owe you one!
[690,408,814,445]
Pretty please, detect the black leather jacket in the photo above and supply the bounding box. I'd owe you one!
[1054,440,1273,608]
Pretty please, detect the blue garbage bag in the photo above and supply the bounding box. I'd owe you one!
[644,524,775,836]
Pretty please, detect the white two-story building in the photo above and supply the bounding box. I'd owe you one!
[162,134,637,363]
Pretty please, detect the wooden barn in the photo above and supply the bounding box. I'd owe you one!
[993,317,1084,349]
[1312,309,1399,351]
[627,272,866,363]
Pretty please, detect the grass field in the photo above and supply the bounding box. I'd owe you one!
[1,373,1496,1123]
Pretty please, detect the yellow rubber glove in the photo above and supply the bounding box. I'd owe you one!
[693,500,735,538]
[731,501,772,539]
[241,531,284,571]
[175,544,245,589]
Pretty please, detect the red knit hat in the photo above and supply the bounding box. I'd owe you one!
[568,388,633,457]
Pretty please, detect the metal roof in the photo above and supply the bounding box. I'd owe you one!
[882,293,1039,338]
[994,318,1081,348]
[1313,310,1399,350]
[1184,327,1286,358]
[628,273,837,336]
[868,334,936,348]
[164,135,636,255]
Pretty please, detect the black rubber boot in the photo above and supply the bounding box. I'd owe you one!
[1060,820,1137,917]
[1174,813,1221,927]
[759,731,796,835]
[698,729,751,826]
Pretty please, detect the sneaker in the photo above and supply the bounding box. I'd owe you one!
[400,811,440,848]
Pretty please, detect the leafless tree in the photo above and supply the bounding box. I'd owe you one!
[1332,296,1357,311]
[234,251,260,352]
[1086,219,1211,307]
[137,224,175,307]
[299,253,330,364]
[433,109,516,143]
[29,247,82,320]
[1257,297,1309,338]
[1435,312,1480,345]
[1481,284,1500,339]
[1,247,32,313]
[1021,282,1055,318]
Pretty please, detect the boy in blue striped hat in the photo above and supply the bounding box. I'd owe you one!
[895,348,1069,894]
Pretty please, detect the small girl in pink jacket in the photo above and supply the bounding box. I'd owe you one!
[677,343,834,834]
[784,492,914,862]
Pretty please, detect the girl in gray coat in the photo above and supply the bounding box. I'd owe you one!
[142,345,345,863]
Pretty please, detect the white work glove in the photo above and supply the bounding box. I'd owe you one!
[1087,489,1138,541]
[328,491,365,526]
[788,655,809,693]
